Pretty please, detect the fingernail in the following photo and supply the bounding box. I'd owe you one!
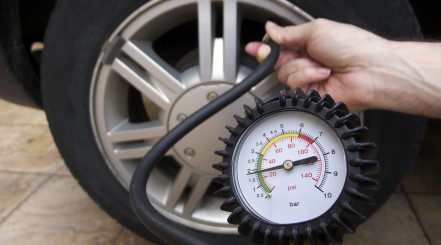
[265,21,283,43]
[257,45,270,62]
[318,67,331,75]
[266,21,279,29]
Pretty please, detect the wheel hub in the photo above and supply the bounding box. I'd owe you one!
[168,83,255,176]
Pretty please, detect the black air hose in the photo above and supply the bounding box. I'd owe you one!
[130,39,279,245]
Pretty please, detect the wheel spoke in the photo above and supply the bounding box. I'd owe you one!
[112,58,171,111]
[183,176,212,216]
[251,73,280,98]
[122,41,184,101]
[223,0,240,82]
[113,143,151,160]
[108,120,166,143]
[165,166,193,208]
[197,0,216,82]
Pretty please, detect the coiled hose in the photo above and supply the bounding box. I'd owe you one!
[129,39,279,245]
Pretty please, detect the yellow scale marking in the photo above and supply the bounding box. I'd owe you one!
[258,133,299,193]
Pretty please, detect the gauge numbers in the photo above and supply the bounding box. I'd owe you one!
[232,110,347,224]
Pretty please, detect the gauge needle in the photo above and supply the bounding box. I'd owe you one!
[247,156,318,175]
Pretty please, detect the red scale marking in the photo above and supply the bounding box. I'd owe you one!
[296,135,323,184]
[311,146,322,183]
[298,134,313,144]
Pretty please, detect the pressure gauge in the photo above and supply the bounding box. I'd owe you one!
[213,89,380,244]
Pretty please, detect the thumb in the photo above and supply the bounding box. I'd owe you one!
[265,21,312,48]
[264,21,285,44]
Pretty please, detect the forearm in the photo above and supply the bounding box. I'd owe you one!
[371,41,441,118]
[252,20,441,117]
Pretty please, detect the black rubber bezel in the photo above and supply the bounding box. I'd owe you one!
[213,89,380,245]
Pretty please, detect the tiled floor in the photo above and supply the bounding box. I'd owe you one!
[0,98,440,245]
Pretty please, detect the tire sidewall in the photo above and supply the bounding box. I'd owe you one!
[42,0,164,243]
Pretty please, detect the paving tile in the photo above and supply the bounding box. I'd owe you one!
[0,172,50,223]
[402,119,441,194]
[0,124,63,174]
[408,194,441,245]
[114,228,157,245]
[343,194,429,245]
[0,175,122,245]
[0,99,47,125]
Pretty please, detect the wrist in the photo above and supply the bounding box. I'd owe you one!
[367,40,441,117]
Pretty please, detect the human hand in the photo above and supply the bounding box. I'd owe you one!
[246,19,389,112]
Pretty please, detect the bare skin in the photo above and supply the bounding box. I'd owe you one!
[246,19,441,118]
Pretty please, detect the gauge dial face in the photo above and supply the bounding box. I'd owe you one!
[231,110,347,224]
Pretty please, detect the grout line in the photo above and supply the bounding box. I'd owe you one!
[52,171,72,176]
[49,163,73,177]
[0,168,63,175]
[0,122,48,126]
[113,227,126,245]
[0,159,66,176]
[0,173,59,226]
[401,185,433,245]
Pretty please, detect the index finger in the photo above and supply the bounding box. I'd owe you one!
[245,41,300,69]
[265,20,315,48]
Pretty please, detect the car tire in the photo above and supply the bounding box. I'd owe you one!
[41,0,426,243]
